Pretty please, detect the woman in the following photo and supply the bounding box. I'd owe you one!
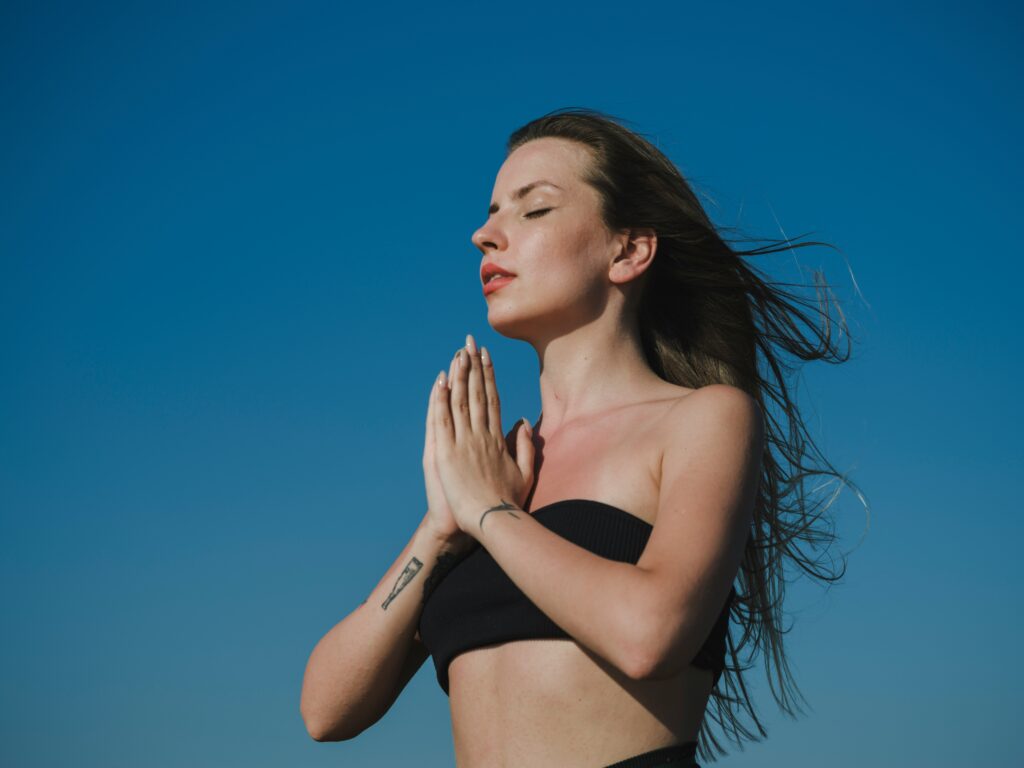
[301,109,863,767]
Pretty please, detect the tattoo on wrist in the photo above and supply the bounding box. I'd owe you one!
[381,557,423,610]
[478,499,521,531]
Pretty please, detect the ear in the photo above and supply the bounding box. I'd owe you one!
[609,227,657,286]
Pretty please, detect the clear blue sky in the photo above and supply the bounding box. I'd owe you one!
[2,2,1021,766]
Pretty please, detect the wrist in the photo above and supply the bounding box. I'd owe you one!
[467,498,523,538]
[421,517,475,553]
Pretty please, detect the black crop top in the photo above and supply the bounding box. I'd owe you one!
[418,498,734,695]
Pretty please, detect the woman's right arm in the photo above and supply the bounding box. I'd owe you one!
[300,510,473,741]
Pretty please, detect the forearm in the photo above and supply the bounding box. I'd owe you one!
[472,504,654,680]
[301,512,474,739]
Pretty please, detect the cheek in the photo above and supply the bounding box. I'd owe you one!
[510,220,610,308]
[521,234,581,292]
[525,251,605,310]
[526,221,604,272]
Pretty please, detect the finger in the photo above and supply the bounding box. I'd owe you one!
[434,369,455,447]
[426,370,442,456]
[517,418,536,488]
[480,346,503,441]
[424,372,435,457]
[447,350,458,390]
[465,339,487,434]
[449,348,469,442]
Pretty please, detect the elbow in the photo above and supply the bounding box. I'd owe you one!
[303,714,361,743]
[621,604,689,682]
[301,700,363,743]
[623,642,666,682]
[625,633,682,682]
[304,720,333,742]
[301,707,327,741]
[619,614,667,681]
[635,650,683,682]
[300,670,366,742]
[301,706,334,742]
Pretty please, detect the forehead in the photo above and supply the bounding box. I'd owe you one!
[493,137,591,195]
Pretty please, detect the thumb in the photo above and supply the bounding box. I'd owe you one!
[516,418,535,484]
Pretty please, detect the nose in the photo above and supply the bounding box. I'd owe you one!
[471,220,506,254]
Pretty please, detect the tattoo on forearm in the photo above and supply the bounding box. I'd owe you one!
[381,557,423,610]
[478,499,521,531]
[422,549,465,603]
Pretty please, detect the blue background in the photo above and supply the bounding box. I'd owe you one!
[2,2,1021,766]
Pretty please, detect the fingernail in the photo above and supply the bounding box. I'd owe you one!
[481,346,490,365]
[466,334,476,353]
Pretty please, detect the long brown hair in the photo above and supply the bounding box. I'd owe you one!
[506,107,869,763]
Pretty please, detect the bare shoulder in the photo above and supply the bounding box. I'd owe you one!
[660,383,764,451]
[671,382,761,414]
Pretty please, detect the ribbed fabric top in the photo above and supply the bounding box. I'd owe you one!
[418,499,734,696]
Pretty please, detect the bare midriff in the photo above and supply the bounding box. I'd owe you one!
[447,638,714,768]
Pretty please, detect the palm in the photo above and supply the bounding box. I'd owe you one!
[423,381,519,539]
[423,431,459,536]
[424,354,517,542]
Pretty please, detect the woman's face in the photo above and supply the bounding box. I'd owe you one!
[471,137,622,341]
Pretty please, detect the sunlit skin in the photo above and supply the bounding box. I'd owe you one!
[471,137,669,430]
[425,137,760,767]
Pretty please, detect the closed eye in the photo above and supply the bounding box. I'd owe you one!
[525,208,552,219]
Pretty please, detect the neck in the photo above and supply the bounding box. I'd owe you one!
[531,311,662,436]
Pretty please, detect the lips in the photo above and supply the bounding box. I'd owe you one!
[482,275,515,296]
[481,262,516,282]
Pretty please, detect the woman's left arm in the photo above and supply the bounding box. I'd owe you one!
[433,340,762,681]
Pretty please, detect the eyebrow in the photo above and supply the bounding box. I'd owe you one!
[488,180,562,215]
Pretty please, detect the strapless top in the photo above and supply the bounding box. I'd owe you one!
[417,498,734,695]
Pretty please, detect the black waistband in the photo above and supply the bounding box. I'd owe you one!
[602,741,699,768]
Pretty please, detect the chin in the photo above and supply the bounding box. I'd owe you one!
[487,297,575,345]
[485,309,534,342]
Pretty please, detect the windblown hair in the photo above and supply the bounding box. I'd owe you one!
[506,108,869,763]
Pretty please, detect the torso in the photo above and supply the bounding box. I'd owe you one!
[448,382,716,768]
